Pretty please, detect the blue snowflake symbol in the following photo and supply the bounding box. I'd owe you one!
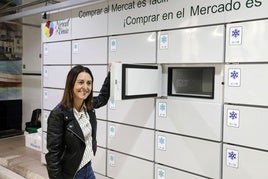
[111,40,116,46]
[228,151,237,160]
[229,111,237,120]
[158,170,165,177]
[159,103,166,111]
[161,35,167,44]
[232,29,240,38]
[110,155,114,161]
[159,137,165,144]
[110,127,115,133]
[230,70,239,79]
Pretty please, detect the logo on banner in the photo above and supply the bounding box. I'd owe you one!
[44,21,54,38]
[44,18,71,38]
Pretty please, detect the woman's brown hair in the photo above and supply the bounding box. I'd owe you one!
[60,65,94,110]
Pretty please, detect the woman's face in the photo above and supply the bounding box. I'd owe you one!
[73,72,92,103]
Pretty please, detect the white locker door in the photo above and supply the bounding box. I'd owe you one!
[43,88,63,110]
[226,19,268,63]
[97,120,107,148]
[43,65,71,88]
[92,147,106,176]
[107,122,154,161]
[108,32,156,64]
[72,38,107,65]
[224,104,268,150]
[108,98,155,129]
[111,63,161,100]
[107,151,154,179]
[156,99,222,141]
[155,164,207,179]
[223,144,268,179]
[155,132,221,179]
[158,25,224,63]
[225,64,268,106]
[43,41,71,64]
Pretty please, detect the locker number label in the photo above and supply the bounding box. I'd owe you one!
[228,68,241,87]
[229,26,242,45]
[227,109,240,128]
[110,39,117,52]
[159,34,169,49]
[109,125,116,137]
[44,68,48,77]
[109,100,116,110]
[73,42,79,53]
[157,168,166,179]
[227,149,239,168]
[109,153,116,167]
[44,44,48,55]
[157,135,166,151]
[158,102,167,118]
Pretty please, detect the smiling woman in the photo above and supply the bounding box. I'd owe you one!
[45,65,110,179]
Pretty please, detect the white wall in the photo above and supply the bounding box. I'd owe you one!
[21,0,43,130]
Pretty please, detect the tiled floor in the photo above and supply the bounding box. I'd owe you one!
[0,135,48,179]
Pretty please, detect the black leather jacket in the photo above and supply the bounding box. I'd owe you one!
[45,72,110,179]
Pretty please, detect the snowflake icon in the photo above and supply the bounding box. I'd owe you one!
[111,40,116,46]
[159,137,165,144]
[232,29,240,38]
[159,103,166,111]
[230,70,239,79]
[228,151,237,160]
[161,35,167,44]
[158,169,165,178]
[229,111,237,120]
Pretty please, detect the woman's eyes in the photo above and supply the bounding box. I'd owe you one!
[77,81,92,85]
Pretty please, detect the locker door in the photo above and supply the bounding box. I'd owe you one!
[225,64,268,106]
[111,63,161,100]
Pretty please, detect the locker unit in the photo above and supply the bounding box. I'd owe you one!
[92,147,107,176]
[97,120,107,148]
[224,64,268,107]
[156,98,222,141]
[72,37,108,65]
[43,41,71,64]
[108,122,154,161]
[107,150,154,179]
[108,32,157,64]
[223,144,268,179]
[43,88,64,110]
[155,131,221,179]
[158,25,225,64]
[226,19,268,63]
[107,98,155,129]
[224,104,268,150]
[43,65,71,88]
[155,164,207,179]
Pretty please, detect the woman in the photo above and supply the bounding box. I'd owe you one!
[45,65,110,179]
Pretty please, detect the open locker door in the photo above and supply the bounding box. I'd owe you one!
[111,63,162,100]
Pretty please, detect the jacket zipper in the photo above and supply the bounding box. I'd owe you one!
[66,128,85,179]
